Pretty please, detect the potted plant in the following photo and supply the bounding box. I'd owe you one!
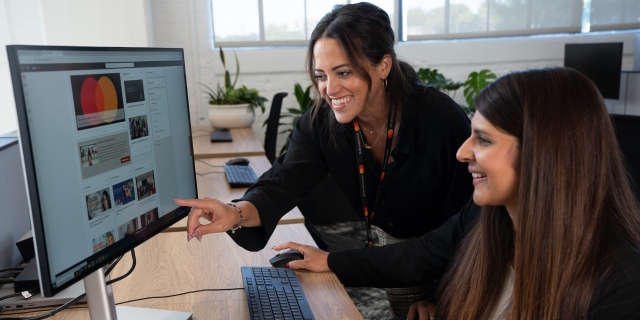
[203,48,268,128]
[417,67,496,117]
[266,83,313,155]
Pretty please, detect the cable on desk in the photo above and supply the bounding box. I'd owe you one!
[0,250,136,320]
[196,172,225,176]
[195,160,225,168]
[0,288,245,317]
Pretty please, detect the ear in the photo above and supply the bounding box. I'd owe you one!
[375,54,393,79]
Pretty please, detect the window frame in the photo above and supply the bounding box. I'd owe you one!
[210,0,639,48]
[211,0,401,48]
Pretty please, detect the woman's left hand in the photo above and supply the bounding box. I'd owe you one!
[272,242,331,272]
[407,300,437,320]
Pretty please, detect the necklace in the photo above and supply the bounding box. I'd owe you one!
[359,119,388,134]
[357,121,384,149]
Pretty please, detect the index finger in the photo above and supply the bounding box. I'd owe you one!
[175,198,212,209]
[272,242,306,253]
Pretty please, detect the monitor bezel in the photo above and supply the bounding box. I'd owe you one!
[6,45,198,297]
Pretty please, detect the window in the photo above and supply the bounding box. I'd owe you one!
[405,0,584,41]
[590,0,640,31]
[211,0,640,47]
[211,0,398,47]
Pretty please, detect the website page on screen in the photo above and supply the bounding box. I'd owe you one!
[16,50,196,289]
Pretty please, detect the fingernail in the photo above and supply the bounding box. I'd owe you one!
[196,236,201,242]
[271,246,276,250]
[187,234,192,242]
[285,263,289,268]
[193,230,201,239]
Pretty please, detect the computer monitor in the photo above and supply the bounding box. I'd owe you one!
[7,45,198,318]
[564,42,623,99]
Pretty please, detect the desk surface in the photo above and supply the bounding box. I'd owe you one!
[1,224,363,320]
[192,126,265,159]
[164,156,304,233]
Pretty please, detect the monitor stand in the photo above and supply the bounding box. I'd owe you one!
[83,268,192,320]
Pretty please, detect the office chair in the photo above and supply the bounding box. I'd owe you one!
[264,92,288,164]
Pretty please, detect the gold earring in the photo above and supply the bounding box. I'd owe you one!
[383,78,388,89]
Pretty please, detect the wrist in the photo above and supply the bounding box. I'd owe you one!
[236,201,262,227]
[228,203,243,233]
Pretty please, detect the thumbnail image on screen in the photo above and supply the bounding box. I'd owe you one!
[71,73,125,131]
[129,116,149,141]
[124,79,145,103]
[135,170,156,200]
[79,143,99,167]
[118,217,139,239]
[92,229,116,253]
[112,178,135,207]
[140,208,158,229]
[86,188,112,221]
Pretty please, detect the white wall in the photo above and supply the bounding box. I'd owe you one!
[0,0,152,135]
[150,0,637,153]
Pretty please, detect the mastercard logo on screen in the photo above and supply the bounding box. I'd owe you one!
[71,73,125,131]
[81,77,119,125]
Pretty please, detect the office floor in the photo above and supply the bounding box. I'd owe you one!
[316,222,393,320]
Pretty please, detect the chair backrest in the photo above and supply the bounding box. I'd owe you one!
[265,92,288,164]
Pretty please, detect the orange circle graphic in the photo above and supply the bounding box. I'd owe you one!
[354,122,359,131]
[364,207,368,216]
[387,129,393,139]
[359,165,364,174]
[381,172,385,181]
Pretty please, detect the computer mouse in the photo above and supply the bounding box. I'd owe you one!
[269,250,304,268]
[226,158,250,166]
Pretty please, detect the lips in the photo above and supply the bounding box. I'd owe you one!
[331,95,352,111]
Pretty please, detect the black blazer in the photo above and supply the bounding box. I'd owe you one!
[327,198,640,319]
[229,88,474,251]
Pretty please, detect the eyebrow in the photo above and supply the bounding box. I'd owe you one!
[473,129,491,136]
[314,64,348,73]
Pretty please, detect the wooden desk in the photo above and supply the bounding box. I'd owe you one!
[164,156,305,233]
[2,225,363,320]
[192,126,265,159]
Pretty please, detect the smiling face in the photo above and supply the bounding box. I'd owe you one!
[313,38,389,123]
[456,111,520,212]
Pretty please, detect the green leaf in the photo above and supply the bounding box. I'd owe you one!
[463,69,496,111]
[219,47,226,69]
[232,51,240,88]
[287,108,303,114]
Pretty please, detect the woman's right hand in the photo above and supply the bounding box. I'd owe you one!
[175,198,242,241]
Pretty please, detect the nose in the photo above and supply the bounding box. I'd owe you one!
[326,77,341,97]
[456,136,475,163]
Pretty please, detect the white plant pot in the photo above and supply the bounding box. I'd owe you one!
[208,103,255,128]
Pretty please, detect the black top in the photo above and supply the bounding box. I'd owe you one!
[327,198,640,319]
[229,88,474,251]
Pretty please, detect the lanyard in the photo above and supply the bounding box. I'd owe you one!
[353,104,397,247]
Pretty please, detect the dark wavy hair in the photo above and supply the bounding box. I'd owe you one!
[435,67,640,319]
[305,2,423,144]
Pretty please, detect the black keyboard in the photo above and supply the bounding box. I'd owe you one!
[242,267,315,320]
[224,165,258,188]
[210,129,233,142]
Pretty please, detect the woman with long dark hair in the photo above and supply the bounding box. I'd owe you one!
[176,2,473,316]
[274,67,640,319]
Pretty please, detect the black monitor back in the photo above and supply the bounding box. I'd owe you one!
[611,114,640,201]
[564,43,623,99]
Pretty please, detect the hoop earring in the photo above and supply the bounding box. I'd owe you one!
[383,78,388,89]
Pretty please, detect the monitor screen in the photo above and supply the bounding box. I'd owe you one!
[564,42,623,99]
[611,114,640,202]
[7,46,197,296]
